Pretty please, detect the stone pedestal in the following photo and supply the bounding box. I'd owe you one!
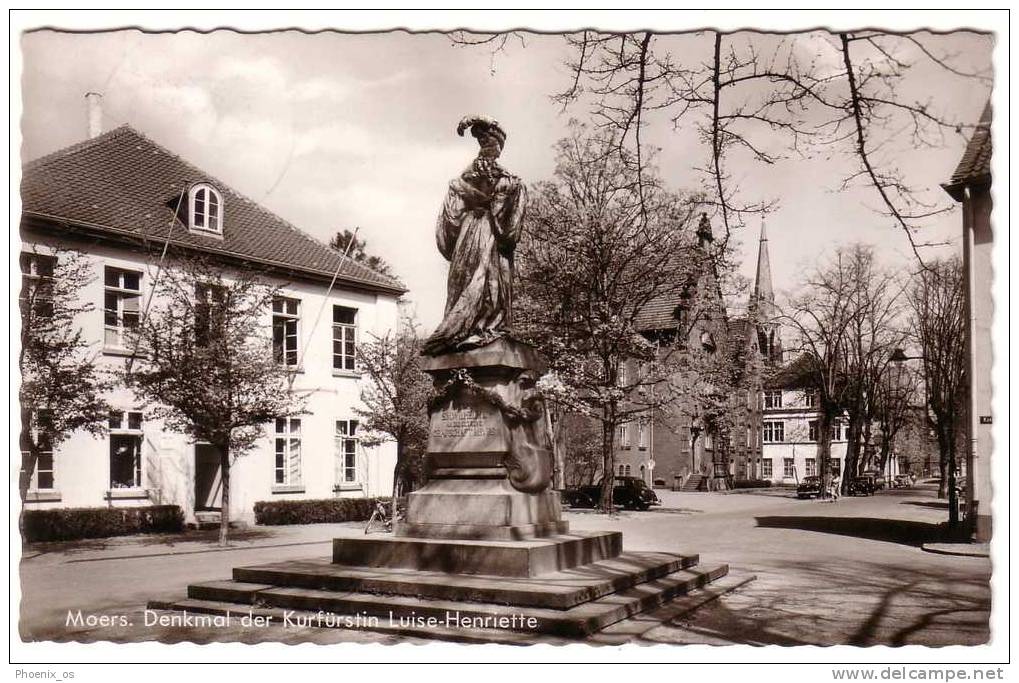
[396,337,566,540]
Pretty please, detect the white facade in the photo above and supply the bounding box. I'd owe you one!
[758,388,849,485]
[21,236,400,524]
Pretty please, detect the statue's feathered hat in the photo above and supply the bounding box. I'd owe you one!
[457,115,506,147]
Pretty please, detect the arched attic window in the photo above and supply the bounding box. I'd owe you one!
[188,184,223,234]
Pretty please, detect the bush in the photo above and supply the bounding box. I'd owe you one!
[22,505,185,543]
[253,497,385,526]
[732,479,773,489]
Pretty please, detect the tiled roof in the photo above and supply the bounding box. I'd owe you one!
[765,353,820,390]
[944,101,992,198]
[20,125,405,294]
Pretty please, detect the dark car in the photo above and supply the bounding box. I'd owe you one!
[893,474,914,489]
[848,476,876,496]
[796,475,823,499]
[563,476,660,510]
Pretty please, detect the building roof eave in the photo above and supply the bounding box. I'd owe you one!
[20,211,409,297]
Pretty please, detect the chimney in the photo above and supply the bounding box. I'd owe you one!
[85,92,103,139]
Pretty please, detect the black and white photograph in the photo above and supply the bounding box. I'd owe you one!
[9,9,1009,676]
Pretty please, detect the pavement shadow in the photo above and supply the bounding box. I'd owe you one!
[902,500,950,511]
[754,515,942,547]
[639,556,990,646]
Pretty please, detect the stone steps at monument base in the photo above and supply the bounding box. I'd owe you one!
[149,562,730,639]
[221,551,698,610]
[333,530,623,577]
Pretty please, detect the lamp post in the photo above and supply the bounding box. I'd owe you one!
[890,347,959,527]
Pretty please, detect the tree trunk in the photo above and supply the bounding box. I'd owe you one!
[392,440,407,501]
[817,407,835,497]
[600,406,616,512]
[218,443,231,547]
[936,430,950,499]
[18,434,37,505]
[844,411,862,487]
[946,437,960,527]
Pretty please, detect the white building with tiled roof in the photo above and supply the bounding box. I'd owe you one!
[19,124,405,525]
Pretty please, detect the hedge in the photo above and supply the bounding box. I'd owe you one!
[22,505,185,543]
[253,497,386,526]
[732,479,773,489]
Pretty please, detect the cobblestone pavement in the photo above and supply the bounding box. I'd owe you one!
[18,482,992,647]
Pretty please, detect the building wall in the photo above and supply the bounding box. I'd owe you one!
[969,186,993,540]
[20,234,399,523]
[758,388,851,485]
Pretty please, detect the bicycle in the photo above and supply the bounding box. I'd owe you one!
[364,499,404,535]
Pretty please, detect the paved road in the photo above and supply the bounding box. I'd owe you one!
[18,483,991,646]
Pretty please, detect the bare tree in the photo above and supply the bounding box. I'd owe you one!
[781,249,865,494]
[354,312,431,500]
[455,29,991,262]
[839,246,908,485]
[18,248,111,506]
[907,257,967,522]
[125,256,305,545]
[515,124,705,510]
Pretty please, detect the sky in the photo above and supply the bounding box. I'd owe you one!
[19,27,993,331]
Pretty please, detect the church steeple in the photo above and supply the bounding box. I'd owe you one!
[752,220,775,319]
[751,219,780,363]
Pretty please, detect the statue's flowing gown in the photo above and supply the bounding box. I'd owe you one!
[424,171,527,355]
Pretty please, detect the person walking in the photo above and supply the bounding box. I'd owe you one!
[828,470,841,503]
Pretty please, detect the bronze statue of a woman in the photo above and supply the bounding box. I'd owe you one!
[423,115,527,356]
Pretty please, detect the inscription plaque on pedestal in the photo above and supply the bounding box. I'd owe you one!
[428,398,508,454]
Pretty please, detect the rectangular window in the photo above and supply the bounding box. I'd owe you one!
[784,458,795,478]
[618,363,629,387]
[109,410,143,489]
[806,458,817,476]
[762,421,785,443]
[637,420,648,450]
[272,297,300,367]
[332,305,358,371]
[746,425,752,448]
[832,457,842,476]
[274,417,302,485]
[761,459,773,478]
[805,391,818,408]
[104,267,142,349]
[764,390,783,409]
[195,283,226,347]
[20,410,55,491]
[809,420,819,442]
[833,419,846,441]
[335,419,359,485]
[20,252,56,319]
[619,423,630,448]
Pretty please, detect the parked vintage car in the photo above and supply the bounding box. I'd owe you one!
[562,476,660,510]
[848,476,876,496]
[893,474,914,489]
[796,475,824,499]
[861,471,887,490]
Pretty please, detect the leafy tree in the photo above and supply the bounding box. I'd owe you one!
[125,256,305,545]
[515,125,705,510]
[354,312,431,499]
[18,248,110,505]
[330,228,394,276]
